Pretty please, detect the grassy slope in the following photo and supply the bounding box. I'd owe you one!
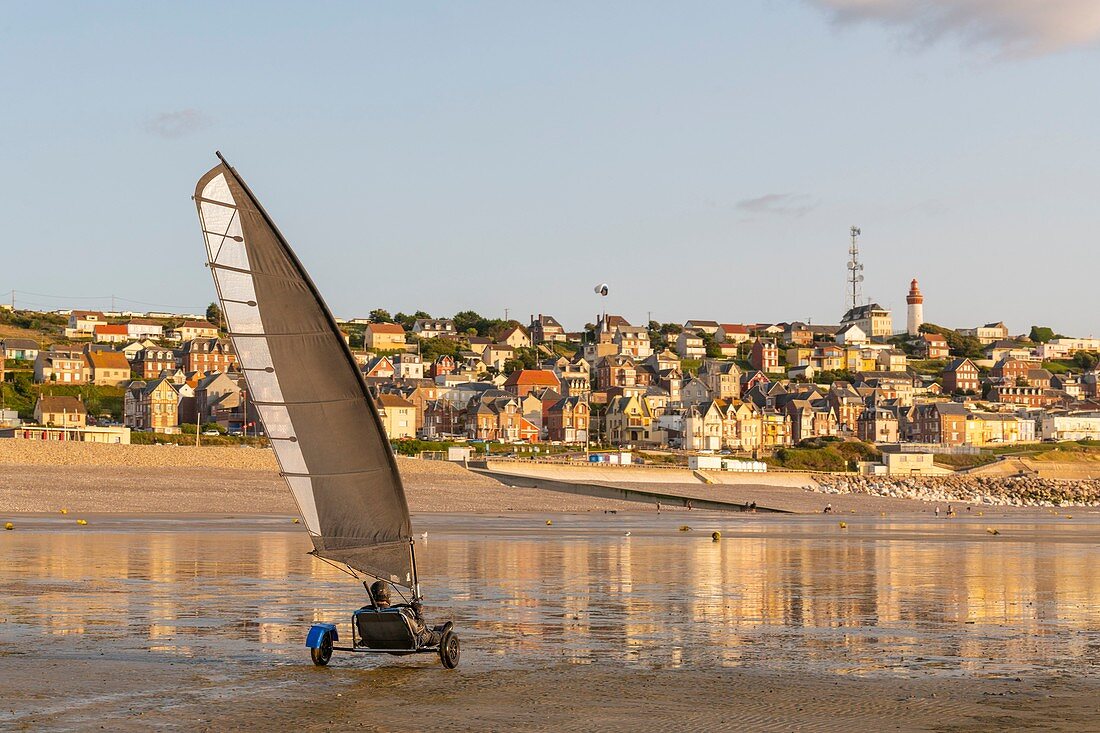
[908,359,946,376]
[0,323,49,341]
[1026,441,1100,462]
[0,378,125,421]
[0,310,69,344]
[766,440,880,472]
[1041,360,1075,374]
[933,453,996,470]
[976,440,1100,463]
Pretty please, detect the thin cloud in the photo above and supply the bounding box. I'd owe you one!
[144,109,210,139]
[735,193,817,218]
[806,0,1100,57]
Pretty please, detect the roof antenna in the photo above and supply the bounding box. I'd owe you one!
[847,226,863,313]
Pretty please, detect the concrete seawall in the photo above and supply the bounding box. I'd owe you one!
[471,467,790,513]
[478,460,702,484]
[478,459,818,488]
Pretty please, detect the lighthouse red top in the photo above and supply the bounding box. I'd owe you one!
[907,278,923,304]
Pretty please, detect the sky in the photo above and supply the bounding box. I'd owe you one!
[2,1,1098,336]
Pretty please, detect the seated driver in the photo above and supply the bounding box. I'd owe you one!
[368,580,448,647]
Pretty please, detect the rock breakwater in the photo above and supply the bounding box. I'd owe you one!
[815,474,1100,507]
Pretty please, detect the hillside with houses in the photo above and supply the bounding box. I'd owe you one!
[2,299,1100,473]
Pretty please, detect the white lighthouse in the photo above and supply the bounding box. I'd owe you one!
[906,278,924,336]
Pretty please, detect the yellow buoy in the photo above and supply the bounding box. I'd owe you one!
[292,518,300,524]
[4,522,13,531]
[76,519,88,526]
[679,525,692,532]
[546,519,553,526]
[839,522,847,529]
[59,508,68,515]
[711,531,721,542]
[1066,515,1073,519]
[986,528,1000,535]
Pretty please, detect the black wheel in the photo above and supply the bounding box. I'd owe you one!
[439,630,460,669]
[311,631,333,666]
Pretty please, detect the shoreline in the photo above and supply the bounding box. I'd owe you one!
[3,440,1099,518]
[7,462,1089,517]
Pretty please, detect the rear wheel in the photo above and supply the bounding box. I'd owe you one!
[311,631,333,666]
[439,631,460,669]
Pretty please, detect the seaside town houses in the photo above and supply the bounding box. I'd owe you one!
[3,299,1100,453]
[364,322,407,351]
[172,320,219,342]
[841,303,893,339]
[959,322,1009,346]
[34,395,87,429]
[529,314,566,343]
[35,347,89,384]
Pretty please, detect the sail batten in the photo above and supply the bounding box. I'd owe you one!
[208,263,327,285]
[194,160,415,587]
[225,330,333,338]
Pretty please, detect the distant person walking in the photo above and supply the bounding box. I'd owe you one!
[823,503,832,514]
[656,501,661,514]
[935,506,940,517]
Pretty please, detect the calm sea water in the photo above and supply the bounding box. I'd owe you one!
[1,513,1097,677]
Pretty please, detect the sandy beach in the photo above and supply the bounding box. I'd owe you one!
[6,440,1093,518]
[0,441,645,514]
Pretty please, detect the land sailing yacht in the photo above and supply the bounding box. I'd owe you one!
[193,153,460,668]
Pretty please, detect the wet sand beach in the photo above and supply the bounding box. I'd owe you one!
[2,513,1099,731]
[3,442,1098,730]
[5,657,1098,732]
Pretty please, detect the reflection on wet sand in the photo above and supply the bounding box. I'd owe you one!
[1,514,1097,676]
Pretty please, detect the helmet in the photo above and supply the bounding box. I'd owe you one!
[370,580,390,606]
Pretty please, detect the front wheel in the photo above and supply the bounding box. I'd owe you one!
[439,630,460,669]
[311,631,333,666]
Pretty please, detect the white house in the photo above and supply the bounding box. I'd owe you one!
[412,319,457,339]
[1036,338,1100,360]
[126,319,164,339]
[676,331,705,359]
[392,353,424,380]
[835,323,868,346]
[65,310,105,337]
[1040,413,1100,441]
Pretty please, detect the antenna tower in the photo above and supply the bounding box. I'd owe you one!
[846,226,863,313]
